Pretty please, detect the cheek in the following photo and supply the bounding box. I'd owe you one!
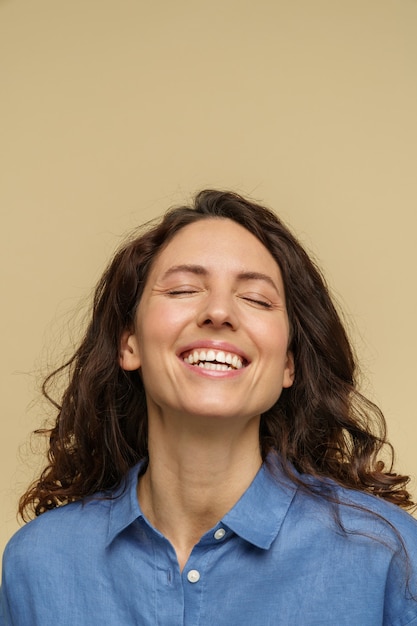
[147,303,195,338]
[259,319,290,352]
[137,306,189,361]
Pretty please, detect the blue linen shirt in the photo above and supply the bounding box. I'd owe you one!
[2,458,417,625]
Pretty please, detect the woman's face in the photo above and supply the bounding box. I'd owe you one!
[120,218,294,425]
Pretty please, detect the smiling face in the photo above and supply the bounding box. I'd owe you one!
[120,218,294,427]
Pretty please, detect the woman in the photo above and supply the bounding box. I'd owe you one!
[1,190,416,625]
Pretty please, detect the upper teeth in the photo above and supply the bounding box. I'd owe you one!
[184,349,244,370]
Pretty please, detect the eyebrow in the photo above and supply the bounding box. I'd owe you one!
[161,265,281,294]
[162,264,207,278]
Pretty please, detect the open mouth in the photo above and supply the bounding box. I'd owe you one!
[182,349,247,371]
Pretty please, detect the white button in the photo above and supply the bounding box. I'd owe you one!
[187,569,200,583]
[214,528,226,540]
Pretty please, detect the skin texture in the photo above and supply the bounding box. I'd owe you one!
[119,218,295,570]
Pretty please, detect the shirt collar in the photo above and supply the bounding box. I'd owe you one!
[221,455,297,549]
[106,461,146,546]
[106,454,298,550]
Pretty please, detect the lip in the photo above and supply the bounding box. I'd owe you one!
[177,340,251,378]
[177,340,250,364]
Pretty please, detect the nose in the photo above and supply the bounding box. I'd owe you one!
[196,289,239,330]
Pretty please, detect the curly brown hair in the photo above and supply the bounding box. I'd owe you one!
[19,190,414,520]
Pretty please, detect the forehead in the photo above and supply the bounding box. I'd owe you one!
[149,218,282,280]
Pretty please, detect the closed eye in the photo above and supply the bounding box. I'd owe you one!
[166,288,200,296]
[240,296,273,309]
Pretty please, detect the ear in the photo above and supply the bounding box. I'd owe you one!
[119,330,141,371]
[282,351,295,388]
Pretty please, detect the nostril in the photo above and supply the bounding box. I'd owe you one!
[197,305,238,329]
[202,318,233,328]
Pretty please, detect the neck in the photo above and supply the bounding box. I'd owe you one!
[138,412,262,571]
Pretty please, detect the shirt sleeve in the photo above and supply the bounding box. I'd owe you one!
[0,577,13,626]
[384,528,417,626]
[1,539,29,626]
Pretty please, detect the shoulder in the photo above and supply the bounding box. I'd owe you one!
[1,497,118,626]
[289,471,417,554]
[332,483,417,539]
[291,477,417,622]
[295,468,417,524]
[2,464,143,577]
[3,497,112,574]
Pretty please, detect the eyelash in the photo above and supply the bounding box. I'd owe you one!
[167,289,199,295]
[241,296,273,309]
[166,290,273,309]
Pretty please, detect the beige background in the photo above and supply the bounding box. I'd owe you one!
[1,0,416,564]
